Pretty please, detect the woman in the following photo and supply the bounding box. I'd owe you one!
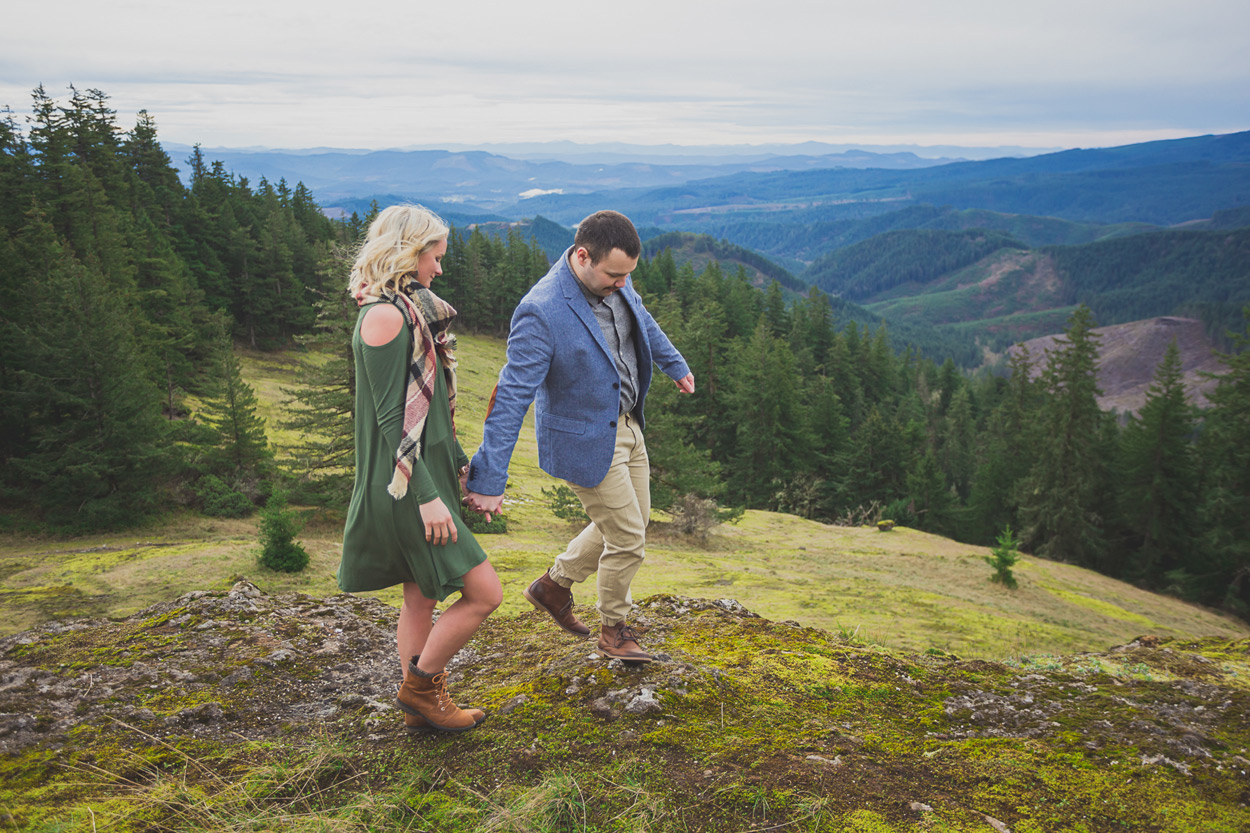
[340,204,502,733]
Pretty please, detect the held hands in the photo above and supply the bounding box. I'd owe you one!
[465,491,504,524]
[419,497,458,545]
[674,373,695,394]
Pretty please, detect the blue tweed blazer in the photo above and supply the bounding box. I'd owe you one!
[466,249,690,494]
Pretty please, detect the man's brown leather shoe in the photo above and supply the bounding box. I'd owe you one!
[598,621,653,663]
[523,572,591,637]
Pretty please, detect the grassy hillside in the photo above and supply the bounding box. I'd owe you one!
[4,333,1250,832]
[1,333,1243,659]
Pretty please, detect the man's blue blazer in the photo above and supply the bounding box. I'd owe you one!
[466,250,690,494]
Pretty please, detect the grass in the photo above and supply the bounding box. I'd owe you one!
[0,333,1246,660]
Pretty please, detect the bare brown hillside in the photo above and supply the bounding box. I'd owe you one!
[1013,316,1227,413]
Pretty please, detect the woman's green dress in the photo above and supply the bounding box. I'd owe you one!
[338,302,487,600]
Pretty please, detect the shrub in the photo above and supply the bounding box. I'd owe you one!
[465,511,508,534]
[542,485,589,524]
[985,525,1021,589]
[258,490,309,573]
[194,474,254,518]
[669,494,741,539]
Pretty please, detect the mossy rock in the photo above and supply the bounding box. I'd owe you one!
[1,585,1248,831]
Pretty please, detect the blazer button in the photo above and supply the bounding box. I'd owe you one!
[609,420,617,427]
[612,382,620,390]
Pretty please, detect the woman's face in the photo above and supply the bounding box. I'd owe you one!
[414,237,448,288]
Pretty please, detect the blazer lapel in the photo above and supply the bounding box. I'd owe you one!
[559,264,615,363]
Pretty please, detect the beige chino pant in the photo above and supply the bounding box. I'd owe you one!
[549,412,649,626]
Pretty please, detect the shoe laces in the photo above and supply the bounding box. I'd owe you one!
[613,624,639,647]
[431,671,454,712]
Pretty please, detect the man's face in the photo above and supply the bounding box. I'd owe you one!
[574,246,638,297]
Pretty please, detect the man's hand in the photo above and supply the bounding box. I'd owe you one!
[674,373,695,394]
[465,491,505,523]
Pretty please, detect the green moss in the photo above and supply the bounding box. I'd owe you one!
[1040,585,1158,628]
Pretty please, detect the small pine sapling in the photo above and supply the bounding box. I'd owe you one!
[985,525,1021,589]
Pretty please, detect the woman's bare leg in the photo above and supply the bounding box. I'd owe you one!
[397,583,437,676]
[414,560,502,674]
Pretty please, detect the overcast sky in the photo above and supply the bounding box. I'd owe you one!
[3,0,1248,153]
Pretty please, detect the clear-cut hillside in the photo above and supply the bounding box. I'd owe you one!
[1013,316,1227,413]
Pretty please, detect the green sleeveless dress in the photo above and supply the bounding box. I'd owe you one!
[338,302,487,600]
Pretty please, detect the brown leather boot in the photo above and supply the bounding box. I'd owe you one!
[524,571,591,637]
[397,660,485,733]
[598,621,653,663]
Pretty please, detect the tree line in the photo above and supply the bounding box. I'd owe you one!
[630,257,1250,619]
[0,86,546,531]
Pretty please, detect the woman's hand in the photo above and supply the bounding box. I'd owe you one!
[419,497,458,545]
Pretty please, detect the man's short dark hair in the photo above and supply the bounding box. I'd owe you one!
[573,210,641,263]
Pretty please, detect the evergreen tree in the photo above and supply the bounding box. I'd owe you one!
[197,319,272,495]
[725,323,812,506]
[906,449,958,536]
[281,249,359,505]
[1191,308,1250,614]
[1018,305,1109,566]
[968,346,1042,543]
[7,222,168,530]
[1116,340,1199,585]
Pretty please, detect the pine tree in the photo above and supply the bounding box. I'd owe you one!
[968,345,1042,543]
[1018,305,1109,566]
[906,449,957,536]
[725,323,812,506]
[281,248,358,505]
[197,320,272,496]
[1191,307,1250,614]
[7,220,168,530]
[1116,340,1199,585]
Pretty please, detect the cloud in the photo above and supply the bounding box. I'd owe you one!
[2,0,1247,149]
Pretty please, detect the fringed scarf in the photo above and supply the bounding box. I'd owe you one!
[355,281,458,500]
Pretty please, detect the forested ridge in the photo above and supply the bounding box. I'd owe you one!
[2,88,1247,622]
[801,225,1250,352]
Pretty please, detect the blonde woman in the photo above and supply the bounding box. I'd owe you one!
[340,204,501,733]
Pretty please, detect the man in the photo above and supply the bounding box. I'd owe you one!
[465,210,694,662]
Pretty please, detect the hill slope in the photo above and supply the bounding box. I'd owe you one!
[2,582,1247,831]
[1,336,1244,658]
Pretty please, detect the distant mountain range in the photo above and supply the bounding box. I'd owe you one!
[164,143,965,209]
[174,131,1250,381]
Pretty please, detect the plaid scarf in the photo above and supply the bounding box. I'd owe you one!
[356,282,458,500]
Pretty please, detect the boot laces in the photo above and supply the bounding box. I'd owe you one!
[614,624,639,647]
[431,671,454,712]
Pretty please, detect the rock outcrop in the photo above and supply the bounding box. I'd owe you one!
[2,582,1247,831]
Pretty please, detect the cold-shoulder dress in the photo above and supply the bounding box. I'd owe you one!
[338,302,487,599]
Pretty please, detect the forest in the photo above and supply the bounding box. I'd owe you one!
[1,88,1247,621]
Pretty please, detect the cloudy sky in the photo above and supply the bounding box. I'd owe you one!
[4,0,1248,153]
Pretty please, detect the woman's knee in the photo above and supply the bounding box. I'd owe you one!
[401,583,436,614]
[465,566,503,613]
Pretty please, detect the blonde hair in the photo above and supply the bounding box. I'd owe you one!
[349,204,449,296]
